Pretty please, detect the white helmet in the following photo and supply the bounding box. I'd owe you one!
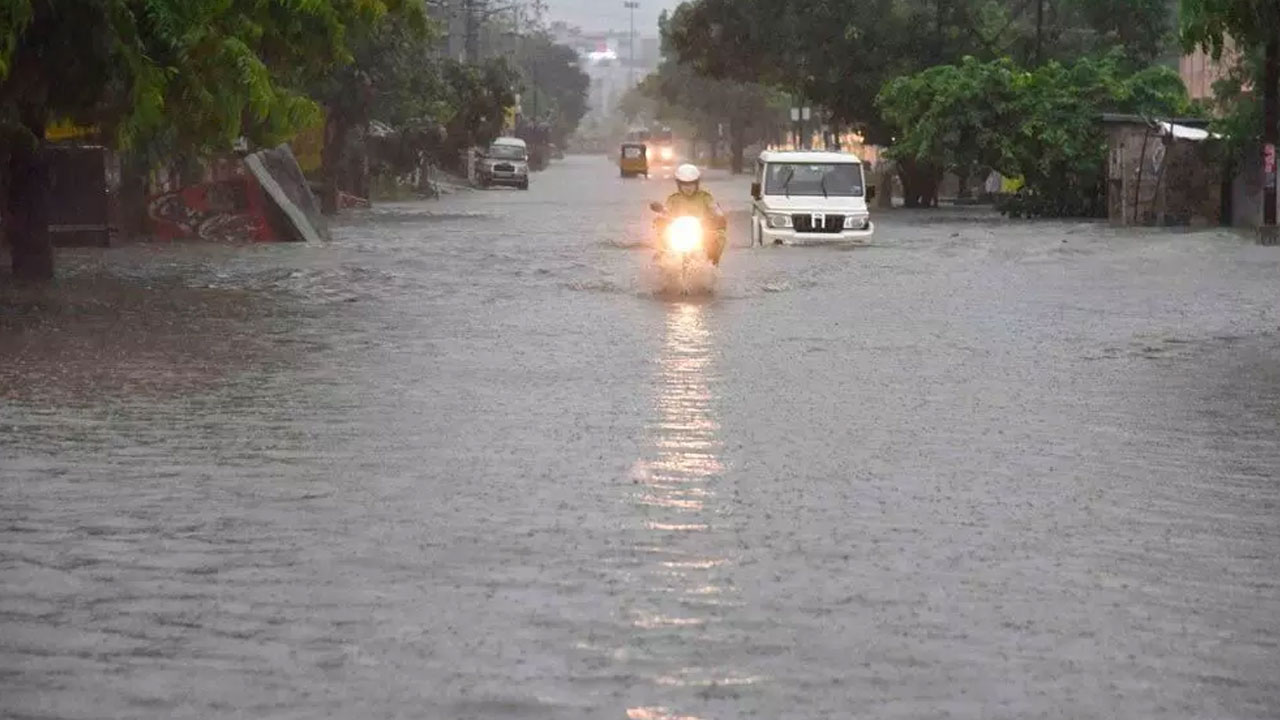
[674,163,701,183]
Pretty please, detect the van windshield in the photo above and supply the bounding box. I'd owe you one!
[765,163,863,197]
[487,144,527,160]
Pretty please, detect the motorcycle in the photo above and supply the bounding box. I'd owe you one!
[649,201,723,295]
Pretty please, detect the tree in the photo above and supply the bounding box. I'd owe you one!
[0,0,423,280]
[879,52,1192,216]
[664,0,1177,198]
[306,10,437,211]
[438,58,519,170]
[635,8,787,173]
[515,33,589,148]
[1181,0,1280,240]
[878,58,1022,204]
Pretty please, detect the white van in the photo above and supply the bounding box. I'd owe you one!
[478,137,530,190]
[750,151,874,245]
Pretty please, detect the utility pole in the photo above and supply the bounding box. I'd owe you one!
[624,1,639,89]
[464,0,479,64]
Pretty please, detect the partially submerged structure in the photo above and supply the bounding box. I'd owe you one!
[1103,113,1280,229]
[147,145,328,244]
[1103,114,1224,227]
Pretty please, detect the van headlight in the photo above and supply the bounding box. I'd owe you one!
[766,213,792,229]
[843,215,869,230]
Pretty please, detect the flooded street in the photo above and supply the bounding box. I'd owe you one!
[3,155,1280,719]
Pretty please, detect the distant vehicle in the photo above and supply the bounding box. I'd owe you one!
[750,150,875,245]
[478,137,530,190]
[619,142,648,178]
[629,127,676,166]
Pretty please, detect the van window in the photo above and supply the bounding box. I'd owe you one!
[765,163,864,197]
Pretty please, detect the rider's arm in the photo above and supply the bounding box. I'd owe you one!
[703,193,725,217]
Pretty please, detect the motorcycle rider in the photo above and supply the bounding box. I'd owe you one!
[662,163,727,266]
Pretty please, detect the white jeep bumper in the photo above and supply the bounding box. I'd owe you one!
[760,222,875,245]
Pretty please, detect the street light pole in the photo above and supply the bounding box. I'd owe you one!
[624,1,639,90]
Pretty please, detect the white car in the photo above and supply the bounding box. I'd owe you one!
[478,137,530,190]
[750,151,875,245]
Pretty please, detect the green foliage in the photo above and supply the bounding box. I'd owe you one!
[665,0,1176,144]
[1179,0,1280,57]
[1179,0,1277,163]
[878,57,1021,175]
[514,33,590,147]
[310,9,441,131]
[1203,45,1263,157]
[440,58,519,156]
[0,0,425,158]
[634,9,787,169]
[879,52,1192,216]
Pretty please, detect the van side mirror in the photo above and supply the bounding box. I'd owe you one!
[750,181,761,200]
[867,185,877,200]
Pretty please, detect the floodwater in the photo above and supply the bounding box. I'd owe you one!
[3,156,1280,719]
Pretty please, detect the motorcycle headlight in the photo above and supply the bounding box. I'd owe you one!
[843,215,869,230]
[766,213,793,229]
[666,216,703,253]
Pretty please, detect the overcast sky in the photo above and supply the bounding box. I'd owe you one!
[542,0,682,35]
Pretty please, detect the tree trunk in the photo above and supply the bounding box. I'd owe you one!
[956,166,971,200]
[351,122,370,202]
[6,121,54,281]
[321,114,345,215]
[897,157,940,209]
[1261,34,1278,244]
[118,151,150,240]
[876,167,895,209]
[729,120,746,175]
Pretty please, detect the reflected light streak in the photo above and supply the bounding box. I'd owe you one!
[626,708,704,720]
[624,303,746,718]
[645,522,709,532]
[631,613,708,629]
[655,673,766,688]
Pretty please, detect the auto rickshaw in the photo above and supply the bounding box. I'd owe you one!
[619,142,648,178]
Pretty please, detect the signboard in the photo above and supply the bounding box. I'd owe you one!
[244,144,328,243]
[147,145,326,244]
[45,119,98,142]
[148,175,276,243]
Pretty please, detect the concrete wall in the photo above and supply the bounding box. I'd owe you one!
[1229,146,1280,229]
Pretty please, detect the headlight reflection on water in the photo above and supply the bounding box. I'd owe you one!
[622,303,763,719]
